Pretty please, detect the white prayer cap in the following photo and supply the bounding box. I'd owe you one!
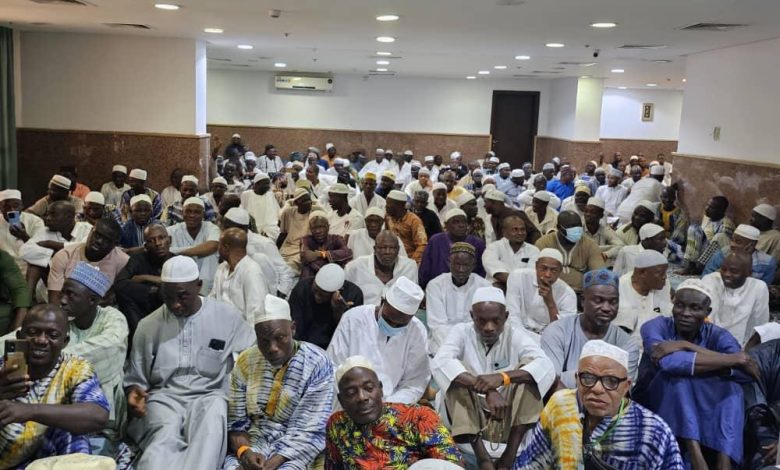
[225,207,250,226]
[376,148,385,154]
[754,322,780,343]
[608,167,623,178]
[594,167,606,174]
[335,355,376,385]
[382,171,396,181]
[84,191,105,205]
[328,183,350,195]
[181,175,198,185]
[537,248,563,264]
[50,175,71,190]
[408,460,464,470]
[450,151,461,160]
[471,286,506,307]
[533,191,552,203]
[633,249,668,269]
[497,162,510,170]
[112,165,127,174]
[211,176,228,186]
[161,256,199,283]
[432,182,447,192]
[404,150,413,156]
[333,158,346,166]
[676,278,713,303]
[484,189,506,202]
[510,169,524,178]
[636,200,657,213]
[487,151,496,157]
[130,194,152,207]
[293,188,310,201]
[481,183,496,193]
[231,133,241,138]
[292,161,304,169]
[365,207,386,219]
[629,155,639,161]
[455,191,476,207]
[575,185,591,195]
[325,143,334,150]
[308,210,328,222]
[443,208,467,223]
[649,160,659,166]
[253,172,270,183]
[315,263,345,292]
[734,223,760,241]
[418,168,431,176]
[488,156,500,163]
[552,157,561,164]
[542,163,555,170]
[385,276,424,316]
[387,190,408,202]
[0,189,22,201]
[129,169,147,180]
[579,340,629,371]
[650,164,665,176]
[385,149,394,155]
[254,294,292,324]
[342,159,351,168]
[754,203,777,221]
[27,454,117,470]
[244,152,258,162]
[639,223,664,240]
[183,196,204,208]
[424,155,434,162]
[587,197,605,209]
[589,160,599,167]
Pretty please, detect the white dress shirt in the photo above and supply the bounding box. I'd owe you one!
[703,272,770,344]
[0,212,45,273]
[327,209,365,238]
[346,228,408,260]
[616,178,663,224]
[613,272,673,339]
[431,199,457,226]
[358,160,390,179]
[167,221,220,294]
[240,190,281,240]
[209,256,268,326]
[425,273,492,354]
[348,192,386,216]
[612,244,645,276]
[327,305,430,404]
[344,255,418,306]
[595,185,628,217]
[20,222,93,268]
[246,231,297,296]
[482,239,540,282]
[505,268,577,334]
[524,206,558,235]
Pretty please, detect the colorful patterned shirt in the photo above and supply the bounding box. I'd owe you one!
[0,354,109,469]
[325,403,462,469]
[513,388,683,470]
[384,212,428,264]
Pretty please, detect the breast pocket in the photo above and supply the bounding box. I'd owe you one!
[195,347,225,379]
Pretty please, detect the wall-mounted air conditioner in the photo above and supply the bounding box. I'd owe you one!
[274,75,334,91]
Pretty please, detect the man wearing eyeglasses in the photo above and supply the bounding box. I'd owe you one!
[633,278,760,470]
[514,340,683,469]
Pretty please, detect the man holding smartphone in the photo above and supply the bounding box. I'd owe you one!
[0,189,45,274]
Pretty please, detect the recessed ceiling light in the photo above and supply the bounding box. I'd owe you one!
[515,55,531,60]
[237,45,253,50]
[466,76,477,80]
[478,70,490,75]
[646,83,657,87]
[376,36,395,43]
[154,3,179,10]
[611,68,625,73]
[618,86,627,89]
[376,51,392,56]
[376,14,399,22]
[653,60,672,64]
[204,28,223,34]
[274,62,286,67]
[591,22,617,28]
[376,68,388,72]
[494,65,507,70]
[580,75,591,79]
[546,43,565,48]
[376,60,390,65]
[682,78,687,82]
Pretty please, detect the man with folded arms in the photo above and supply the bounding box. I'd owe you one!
[613,249,672,340]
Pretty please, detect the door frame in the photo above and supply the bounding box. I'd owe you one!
[489,90,541,166]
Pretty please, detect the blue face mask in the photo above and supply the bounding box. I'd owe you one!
[564,226,584,243]
[377,315,406,338]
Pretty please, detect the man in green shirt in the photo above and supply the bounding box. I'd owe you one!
[0,248,31,334]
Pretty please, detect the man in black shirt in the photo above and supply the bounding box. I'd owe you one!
[289,263,363,350]
[411,190,443,239]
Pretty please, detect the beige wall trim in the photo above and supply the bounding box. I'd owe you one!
[17,127,207,140]
[208,123,491,139]
[672,152,780,171]
[535,135,602,144]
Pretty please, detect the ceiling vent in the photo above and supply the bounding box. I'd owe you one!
[29,0,94,5]
[104,23,152,30]
[618,44,667,50]
[532,70,562,74]
[559,61,597,67]
[368,71,395,76]
[681,22,747,31]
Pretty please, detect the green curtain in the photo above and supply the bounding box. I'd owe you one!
[0,27,17,188]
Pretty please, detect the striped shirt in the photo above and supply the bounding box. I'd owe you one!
[227,342,334,469]
[514,388,683,469]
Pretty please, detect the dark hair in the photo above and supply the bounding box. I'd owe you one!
[712,195,729,210]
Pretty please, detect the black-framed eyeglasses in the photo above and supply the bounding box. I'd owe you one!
[577,372,628,391]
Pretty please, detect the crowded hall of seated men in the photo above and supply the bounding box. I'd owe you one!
[2,1,780,469]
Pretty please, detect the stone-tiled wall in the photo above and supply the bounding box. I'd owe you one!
[208,125,491,162]
[671,153,780,227]
[534,136,679,172]
[16,128,210,204]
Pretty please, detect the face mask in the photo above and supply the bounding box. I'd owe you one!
[564,226,584,243]
[377,315,406,338]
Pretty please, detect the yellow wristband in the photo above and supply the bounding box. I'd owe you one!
[236,445,251,459]
[500,372,511,387]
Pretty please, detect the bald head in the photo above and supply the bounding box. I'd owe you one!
[23,304,68,332]
[49,200,76,217]
[720,251,752,289]
[558,210,582,228]
[220,227,248,250]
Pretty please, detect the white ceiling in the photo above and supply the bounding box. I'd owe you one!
[4,0,780,89]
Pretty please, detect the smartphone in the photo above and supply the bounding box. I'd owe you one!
[6,211,21,227]
[4,339,29,380]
